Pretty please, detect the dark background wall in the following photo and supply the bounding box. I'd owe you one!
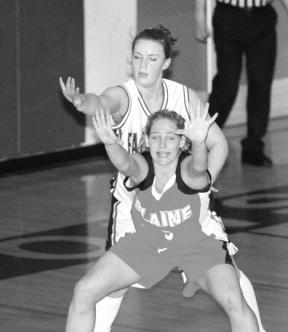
[1,0,287,164]
[0,0,85,161]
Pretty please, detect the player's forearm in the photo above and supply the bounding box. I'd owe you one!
[207,137,229,184]
[77,93,103,115]
[186,141,210,189]
[104,143,132,175]
[189,142,209,176]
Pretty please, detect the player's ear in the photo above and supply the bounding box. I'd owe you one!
[179,135,186,149]
[144,135,150,148]
[162,58,171,71]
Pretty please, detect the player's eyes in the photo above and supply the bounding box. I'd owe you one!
[167,135,177,140]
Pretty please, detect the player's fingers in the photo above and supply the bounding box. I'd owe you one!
[208,112,218,125]
[99,108,107,127]
[73,87,82,107]
[104,110,112,127]
[210,186,219,193]
[92,116,98,130]
[75,87,80,96]
[196,100,202,118]
[203,102,210,119]
[71,78,75,91]
[66,76,71,89]
[93,110,101,129]
[59,77,74,101]
[188,101,195,120]
[66,77,74,95]
[59,77,66,91]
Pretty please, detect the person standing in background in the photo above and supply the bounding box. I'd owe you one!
[195,0,288,167]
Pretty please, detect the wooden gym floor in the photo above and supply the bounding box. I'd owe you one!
[0,117,288,332]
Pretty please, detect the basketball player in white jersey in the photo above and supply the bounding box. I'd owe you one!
[60,25,265,332]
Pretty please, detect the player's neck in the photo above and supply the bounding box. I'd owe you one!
[153,167,176,194]
[154,161,177,185]
[137,80,164,113]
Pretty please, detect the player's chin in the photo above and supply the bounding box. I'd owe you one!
[154,156,173,166]
[135,75,151,86]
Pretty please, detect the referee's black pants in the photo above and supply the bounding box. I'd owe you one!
[209,3,277,152]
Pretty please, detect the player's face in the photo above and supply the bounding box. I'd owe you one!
[145,118,185,166]
[132,39,171,88]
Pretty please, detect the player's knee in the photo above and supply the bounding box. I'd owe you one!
[221,289,245,317]
[72,278,99,314]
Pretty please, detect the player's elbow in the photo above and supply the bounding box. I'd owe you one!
[191,171,210,190]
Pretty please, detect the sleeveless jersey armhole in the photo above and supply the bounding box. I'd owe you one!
[123,151,154,192]
[112,84,131,129]
[183,85,190,119]
[176,152,212,194]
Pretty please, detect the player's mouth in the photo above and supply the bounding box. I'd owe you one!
[157,151,169,158]
[138,72,148,77]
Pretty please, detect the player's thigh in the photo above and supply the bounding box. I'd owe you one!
[79,251,141,298]
[197,263,244,310]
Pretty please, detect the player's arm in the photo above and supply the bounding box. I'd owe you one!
[188,89,229,184]
[93,108,148,183]
[182,141,209,190]
[178,103,216,190]
[59,76,128,119]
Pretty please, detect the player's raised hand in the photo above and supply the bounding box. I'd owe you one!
[175,102,217,144]
[59,76,84,112]
[92,109,121,146]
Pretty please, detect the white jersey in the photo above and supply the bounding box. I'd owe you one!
[107,78,200,246]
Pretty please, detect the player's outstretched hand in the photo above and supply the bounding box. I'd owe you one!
[92,109,121,146]
[175,103,217,144]
[59,76,85,112]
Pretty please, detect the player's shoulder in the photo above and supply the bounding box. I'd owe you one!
[187,87,201,105]
[163,79,197,98]
[102,84,127,99]
[163,78,186,89]
[120,78,136,91]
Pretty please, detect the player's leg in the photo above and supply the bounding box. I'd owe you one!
[238,269,266,332]
[182,267,266,332]
[197,264,259,332]
[200,209,265,330]
[94,289,127,332]
[94,197,135,332]
[66,251,140,332]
